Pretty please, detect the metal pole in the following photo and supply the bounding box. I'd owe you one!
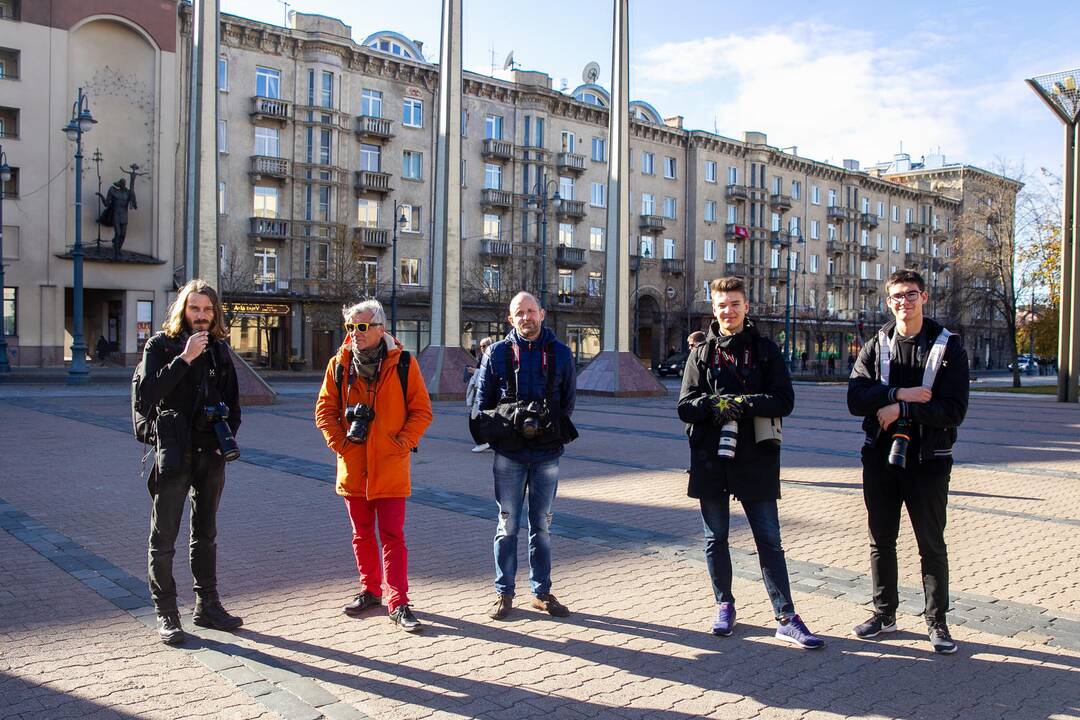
[1057,121,1076,401]
[783,242,792,365]
[540,193,548,309]
[633,265,639,355]
[69,90,89,384]
[1068,120,1080,401]
[0,145,9,374]
[391,201,399,337]
[791,257,799,371]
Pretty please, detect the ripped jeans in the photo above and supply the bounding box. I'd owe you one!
[493,454,560,597]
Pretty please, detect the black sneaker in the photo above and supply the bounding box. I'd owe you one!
[343,590,383,617]
[852,612,897,639]
[928,621,957,654]
[389,604,422,633]
[157,612,185,645]
[192,599,244,631]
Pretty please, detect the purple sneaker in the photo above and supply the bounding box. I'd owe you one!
[775,614,824,649]
[711,602,736,636]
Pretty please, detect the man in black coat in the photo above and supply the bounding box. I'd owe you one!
[678,276,822,649]
[848,269,969,654]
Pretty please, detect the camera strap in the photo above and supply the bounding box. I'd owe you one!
[709,337,754,392]
[507,342,555,406]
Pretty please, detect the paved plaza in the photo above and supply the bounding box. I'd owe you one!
[1,379,1078,720]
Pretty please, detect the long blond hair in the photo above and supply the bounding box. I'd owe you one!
[162,279,228,340]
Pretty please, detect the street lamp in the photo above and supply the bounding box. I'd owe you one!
[62,88,96,385]
[1027,68,1080,402]
[790,237,808,371]
[0,146,11,374]
[389,200,408,337]
[523,176,561,309]
[782,232,806,369]
[631,246,651,356]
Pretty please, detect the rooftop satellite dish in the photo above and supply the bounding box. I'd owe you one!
[582,61,601,84]
[503,51,516,71]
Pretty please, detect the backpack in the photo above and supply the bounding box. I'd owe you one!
[131,361,156,445]
[333,350,416,452]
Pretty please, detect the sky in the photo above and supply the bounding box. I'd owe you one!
[220,0,1080,181]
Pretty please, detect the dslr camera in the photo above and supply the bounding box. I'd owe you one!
[202,402,241,461]
[888,418,912,469]
[345,403,376,444]
[511,400,554,440]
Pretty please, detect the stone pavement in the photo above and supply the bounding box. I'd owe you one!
[1,381,1078,720]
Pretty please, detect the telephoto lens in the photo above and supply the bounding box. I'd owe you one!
[888,418,911,469]
[716,420,738,460]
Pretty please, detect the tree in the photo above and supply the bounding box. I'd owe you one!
[1016,169,1062,363]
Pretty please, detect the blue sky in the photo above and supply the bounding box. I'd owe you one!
[221,0,1079,180]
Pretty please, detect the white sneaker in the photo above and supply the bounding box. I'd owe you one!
[471,443,490,453]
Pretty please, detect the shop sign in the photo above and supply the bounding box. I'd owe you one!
[223,302,290,316]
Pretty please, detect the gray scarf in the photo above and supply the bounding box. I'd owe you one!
[351,342,386,383]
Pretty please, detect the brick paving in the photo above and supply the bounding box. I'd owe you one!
[1,382,1079,719]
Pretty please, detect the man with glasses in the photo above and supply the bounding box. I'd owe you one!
[848,270,969,654]
[315,300,433,633]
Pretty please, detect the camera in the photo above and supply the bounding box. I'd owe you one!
[512,400,554,440]
[716,420,738,460]
[345,403,376,444]
[202,402,241,461]
[888,418,912,469]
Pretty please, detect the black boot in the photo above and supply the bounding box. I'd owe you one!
[193,597,243,631]
[157,611,186,645]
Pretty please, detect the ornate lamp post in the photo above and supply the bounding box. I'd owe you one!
[390,200,408,337]
[524,177,561,309]
[62,88,96,385]
[0,146,11,373]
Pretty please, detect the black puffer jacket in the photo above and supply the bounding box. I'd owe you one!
[677,319,794,501]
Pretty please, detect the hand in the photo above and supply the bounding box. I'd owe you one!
[876,403,901,431]
[181,331,210,363]
[896,386,932,403]
[710,395,745,425]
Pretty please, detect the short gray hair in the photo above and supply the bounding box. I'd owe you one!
[342,299,386,325]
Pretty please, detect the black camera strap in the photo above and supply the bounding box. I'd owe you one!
[709,337,755,393]
[506,341,556,407]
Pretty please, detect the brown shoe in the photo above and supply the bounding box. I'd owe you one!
[531,593,570,617]
[488,594,513,620]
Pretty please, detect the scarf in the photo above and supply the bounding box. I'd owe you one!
[351,342,386,383]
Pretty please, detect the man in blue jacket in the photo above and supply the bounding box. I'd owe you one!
[476,291,577,620]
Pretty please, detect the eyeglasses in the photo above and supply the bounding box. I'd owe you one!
[887,290,922,305]
[345,321,383,333]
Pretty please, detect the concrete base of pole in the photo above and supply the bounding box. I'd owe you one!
[576,350,667,397]
[230,346,277,406]
[417,344,473,400]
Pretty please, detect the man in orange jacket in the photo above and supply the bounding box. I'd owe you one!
[315,299,433,632]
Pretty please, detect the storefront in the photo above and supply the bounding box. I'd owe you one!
[223,301,292,369]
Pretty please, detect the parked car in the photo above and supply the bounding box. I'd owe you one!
[656,352,688,377]
[1008,354,1039,373]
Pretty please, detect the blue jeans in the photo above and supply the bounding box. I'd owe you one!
[493,454,559,597]
[700,496,795,620]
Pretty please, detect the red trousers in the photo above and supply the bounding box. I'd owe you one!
[343,496,409,611]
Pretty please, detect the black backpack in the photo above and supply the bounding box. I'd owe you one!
[131,361,156,445]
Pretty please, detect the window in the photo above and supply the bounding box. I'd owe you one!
[359,143,381,172]
[877,201,885,218]
[861,229,869,246]
[862,197,870,213]
[770,248,780,269]
[253,247,278,292]
[255,67,280,98]
[402,98,423,128]
[534,117,544,148]
[704,200,717,223]
[254,126,279,157]
[591,137,606,162]
[218,181,226,213]
[641,152,655,175]
[590,227,605,251]
[3,286,14,337]
[877,232,884,249]
[403,150,423,180]
[587,272,602,297]
[703,238,716,262]
[483,265,501,294]
[772,176,782,194]
[483,214,501,240]
[827,224,836,241]
[253,186,279,218]
[828,189,837,207]
[400,258,421,285]
[891,235,898,252]
[359,256,378,292]
[663,197,677,219]
[728,166,738,184]
[905,207,913,223]
[558,223,574,247]
[860,261,868,279]
[789,216,801,235]
[663,238,676,259]
[811,185,820,205]
[559,176,575,201]
[558,269,575,303]
[304,241,330,279]
[892,204,900,222]
[664,156,677,179]
[484,114,503,140]
[217,119,227,152]
[357,199,379,227]
[320,70,334,108]
[727,205,737,224]
[218,57,228,91]
[875,263,883,280]
[135,299,153,351]
[905,237,912,252]
[641,193,655,215]
[317,128,331,165]
[639,236,655,257]
[771,212,781,232]
[791,180,801,200]
[704,161,717,183]
[810,219,819,240]
[561,131,575,153]
[461,108,469,137]
[726,242,737,263]
[360,90,383,119]
[590,182,606,207]
[484,163,502,190]
[400,205,422,232]
[809,254,818,273]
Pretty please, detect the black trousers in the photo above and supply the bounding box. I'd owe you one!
[147,448,226,615]
[861,447,951,623]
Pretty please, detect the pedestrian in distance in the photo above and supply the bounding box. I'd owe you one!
[687,330,707,352]
[467,336,495,452]
[678,276,824,649]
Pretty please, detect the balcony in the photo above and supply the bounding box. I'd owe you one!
[249,155,290,182]
[480,239,513,258]
[556,199,587,220]
[825,240,848,256]
[395,286,431,305]
[725,184,748,202]
[353,226,390,248]
[480,188,513,209]
[482,138,514,161]
[826,273,848,289]
[355,115,393,141]
[724,224,748,242]
[769,194,792,211]
[639,214,666,233]
[555,152,586,175]
[769,230,791,248]
[906,221,930,237]
[661,258,685,275]
[861,212,879,227]
[555,246,586,269]
[249,217,289,239]
[904,252,922,267]
[859,278,877,293]
[724,262,748,277]
[251,96,291,122]
[827,206,851,223]
[768,268,788,283]
[294,163,345,185]
[859,245,878,260]
[353,170,392,195]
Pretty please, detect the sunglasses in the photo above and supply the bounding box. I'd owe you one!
[344,321,383,333]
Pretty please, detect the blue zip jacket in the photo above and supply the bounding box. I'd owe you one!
[476,326,576,463]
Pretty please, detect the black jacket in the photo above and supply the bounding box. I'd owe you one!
[847,317,968,462]
[677,319,794,501]
[139,331,241,452]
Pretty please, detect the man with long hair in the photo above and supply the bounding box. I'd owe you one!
[136,279,243,644]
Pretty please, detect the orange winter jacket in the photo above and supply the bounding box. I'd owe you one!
[314,336,433,499]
